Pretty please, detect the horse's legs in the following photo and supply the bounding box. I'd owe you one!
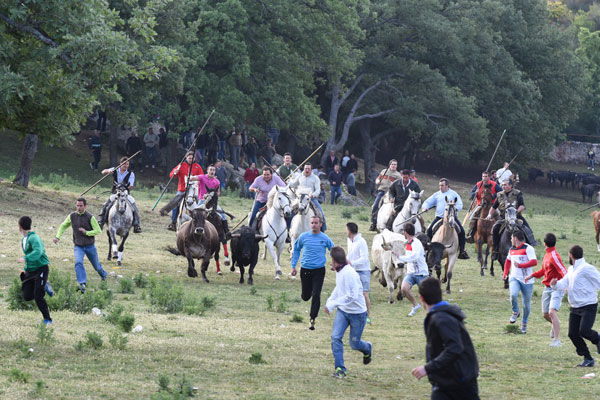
[117,232,128,266]
[596,223,600,252]
[265,240,281,278]
[106,230,112,261]
[214,248,221,275]
[187,254,198,278]
[261,241,267,260]
[445,257,456,294]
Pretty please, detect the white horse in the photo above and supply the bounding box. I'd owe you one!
[176,179,198,231]
[289,187,315,251]
[376,190,424,233]
[392,190,424,233]
[106,185,133,266]
[260,186,292,279]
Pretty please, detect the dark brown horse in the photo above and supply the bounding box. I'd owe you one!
[592,211,600,253]
[474,184,496,276]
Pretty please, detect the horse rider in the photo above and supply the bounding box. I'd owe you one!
[276,152,298,181]
[288,162,327,231]
[97,157,142,233]
[422,178,470,260]
[385,169,421,231]
[466,171,501,243]
[248,166,287,228]
[496,161,513,183]
[190,164,231,238]
[487,179,536,259]
[370,159,402,231]
[160,151,204,231]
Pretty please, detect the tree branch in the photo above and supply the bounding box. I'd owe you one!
[352,108,397,123]
[423,113,447,127]
[0,12,73,69]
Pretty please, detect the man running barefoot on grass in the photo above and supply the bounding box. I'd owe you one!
[324,246,372,379]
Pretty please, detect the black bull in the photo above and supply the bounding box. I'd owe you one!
[230,226,266,285]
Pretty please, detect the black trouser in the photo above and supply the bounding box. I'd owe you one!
[300,267,326,320]
[568,303,599,360]
[431,379,479,400]
[92,150,101,169]
[21,265,51,321]
[427,216,466,251]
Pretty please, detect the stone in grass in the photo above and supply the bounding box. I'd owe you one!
[132,325,143,333]
[504,324,521,334]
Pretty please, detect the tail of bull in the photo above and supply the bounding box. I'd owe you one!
[166,246,182,256]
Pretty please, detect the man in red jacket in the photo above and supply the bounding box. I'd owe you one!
[466,171,501,243]
[159,152,204,230]
[525,233,567,346]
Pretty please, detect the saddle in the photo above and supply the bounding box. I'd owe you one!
[253,206,268,231]
[430,219,461,238]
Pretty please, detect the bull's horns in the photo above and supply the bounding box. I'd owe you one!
[255,234,268,240]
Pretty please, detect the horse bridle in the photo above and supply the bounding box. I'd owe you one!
[265,190,291,244]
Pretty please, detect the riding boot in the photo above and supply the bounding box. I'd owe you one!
[385,212,396,231]
[458,232,470,260]
[465,227,475,244]
[131,202,142,233]
[222,219,231,241]
[522,225,537,246]
[98,200,113,229]
[491,224,501,261]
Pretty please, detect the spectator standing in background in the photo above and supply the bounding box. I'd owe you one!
[261,138,275,166]
[268,126,280,146]
[229,127,243,171]
[324,150,339,174]
[215,160,229,193]
[126,131,143,172]
[216,128,227,161]
[244,162,260,199]
[346,154,358,183]
[346,169,357,196]
[144,127,159,169]
[158,127,169,169]
[194,127,208,169]
[329,164,343,204]
[341,150,350,181]
[410,169,419,184]
[588,146,595,171]
[245,137,259,167]
[96,110,107,132]
[89,130,102,171]
[207,130,219,167]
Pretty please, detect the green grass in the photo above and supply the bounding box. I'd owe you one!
[2,134,600,398]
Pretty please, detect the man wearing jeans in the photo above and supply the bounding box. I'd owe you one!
[551,245,600,367]
[346,222,371,323]
[54,198,107,293]
[503,230,537,333]
[291,216,334,331]
[525,232,567,346]
[393,223,429,317]
[324,246,372,379]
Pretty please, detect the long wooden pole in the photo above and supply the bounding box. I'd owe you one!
[151,109,215,210]
[462,129,507,226]
[80,150,141,196]
[286,143,325,182]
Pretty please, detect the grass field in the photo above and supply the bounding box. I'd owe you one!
[1,135,600,399]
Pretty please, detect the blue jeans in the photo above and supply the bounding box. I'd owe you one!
[231,146,241,170]
[145,146,157,166]
[171,190,185,223]
[371,190,385,223]
[331,309,370,371]
[220,181,227,192]
[312,198,326,231]
[74,244,107,284]
[589,159,595,169]
[218,141,226,160]
[195,148,206,168]
[245,182,255,199]
[509,278,533,324]
[249,201,267,227]
[330,186,341,204]
[247,155,258,167]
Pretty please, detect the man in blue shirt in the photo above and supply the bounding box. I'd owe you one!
[291,215,334,330]
[422,178,469,260]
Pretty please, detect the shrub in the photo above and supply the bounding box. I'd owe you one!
[158,374,170,391]
[250,286,257,295]
[201,296,216,309]
[85,331,103,349]
[37,322,54,344]
[249,352,265,365]
[134,273,149,288]
[109,331,128,350]
[290,313,303,323]
[504,325,521,334]
[120,279,135,294]
[266,295,274,311]
[9,368,30,383]
[148,278,185,313]
[106,304,125,325]
[119,314,135,333]
[341,209,353,219]
[358,214,369,222]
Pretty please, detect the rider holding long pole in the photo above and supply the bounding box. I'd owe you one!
[370,159,401,231]
[248,166,287,228]
[97,157,142,233]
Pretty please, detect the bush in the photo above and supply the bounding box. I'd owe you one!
[290,313,303,323]
[134,273,149,288]
[341,209,353,219]
[37,322,54,344]
[249,352,265,365]
[266,295,274,311]
[358,214,369,222]
[119,314,135,333]
[147,277,208,316]
[120,279,135,294]
[85,331,103,349]
[504,325,521,334]
[106,304,125,325]
[109,331,128,350]
[9,368,30,383]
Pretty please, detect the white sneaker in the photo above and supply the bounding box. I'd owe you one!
[408,304,421,317]
[509,311,520,324]
[550,339,562,347]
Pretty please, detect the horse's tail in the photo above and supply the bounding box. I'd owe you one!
[370,266,380,275]
[166,246,182,256]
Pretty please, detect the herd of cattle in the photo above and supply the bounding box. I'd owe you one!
[528,167,600,203]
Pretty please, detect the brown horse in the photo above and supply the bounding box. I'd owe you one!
[592,211,600,252]
[474,184,496,276]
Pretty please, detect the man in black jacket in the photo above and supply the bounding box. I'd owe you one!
[412,277,479,400]
[385,169,421,231]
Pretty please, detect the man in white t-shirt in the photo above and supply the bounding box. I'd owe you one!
[503,230,537,333]
[324,246,372,379]
[496,162,513,183]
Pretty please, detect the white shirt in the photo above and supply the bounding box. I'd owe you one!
[325,265,367,314]
[396,238,428,276]
[421,189,463,218]
[289,173,321,197]
[507,243,537,283]
[111,168,135,187]
[553,258,600,308]
[347,233,370,272]
[496,168,512,183]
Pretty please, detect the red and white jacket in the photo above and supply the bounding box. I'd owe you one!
[503,243,537,282]
[530,246,567,287]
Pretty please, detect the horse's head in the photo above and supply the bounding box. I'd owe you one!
[295,188,312,214]
[203,189,218,209]
[190,204,208,235]
[116,185,129,214]
[505,202,517,230]
[481,184,494,206]
[407,190,424,216]
[444,196,457,228]
[185,180,199,207]
[274,186,292,218]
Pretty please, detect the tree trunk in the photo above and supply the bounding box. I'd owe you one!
[14,134,38,188]
[109,124,118,167]
[359,119,374,179]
